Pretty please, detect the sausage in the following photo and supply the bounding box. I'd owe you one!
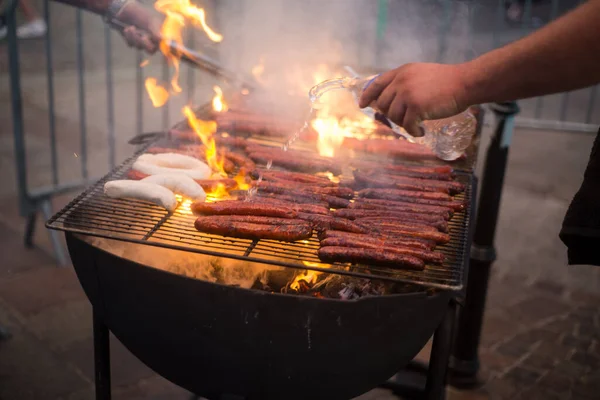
[382,228,450,244]
[252,180,351,199]
[320,237,445,264]
[251,169,335,187]
[355,191,464,212]
[249,152,341,175]
[251,193,329,208]
[195,217,312,242]
[191,201,298,218]
[354,217,448,233]
[200,215,303,225]
[351,159,454,176]
[104,180,177,211]
[354,171,456,194]
[358,188,452,201]
[223,151,256,173]
[320,230,436,251]
[318,246,425,271]
[296,213,368,233]
[336,208,447,223]
[346,201,452,219]
[361,171,465,194]
[175,145,237,173]
[141,173,206,201]
[253,182,349,208]
[358,219,447,234]
[244,196,330,215]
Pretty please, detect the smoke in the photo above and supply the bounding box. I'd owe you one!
[84,236,283,289]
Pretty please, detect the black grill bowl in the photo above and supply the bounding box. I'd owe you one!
[67,233,451,400]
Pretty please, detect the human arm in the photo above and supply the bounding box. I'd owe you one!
[359,0,600,136]
[51,0,163,52]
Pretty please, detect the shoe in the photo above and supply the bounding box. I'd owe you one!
[16,19,47,39]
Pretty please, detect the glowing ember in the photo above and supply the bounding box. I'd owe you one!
[289,261,331,291]
[212,85,228,112]
[175,195,193,215]
[145,78,170,107]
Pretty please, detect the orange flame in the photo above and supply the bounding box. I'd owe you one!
[207,183,229,199]
[145,78,170,107]
[233,171,250,190]
[289,261,330,291]
[212,85,228,112]
[155,0,223,43]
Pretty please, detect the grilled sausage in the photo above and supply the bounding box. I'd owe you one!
[383,228,450,244]
[318,246,425,270]
[104,180,177,211]
[320,230,435,251]
[351,160,454,175]
[250,193,329,208]
[358,188,452,201]
[335,208,447,223]
[353,195,462,213]
[251,169,335,187]
[354,217,448,233]
[244,196,330,215]
[354,171,449,193]
[194,217,312,242]
[253,182,349,208]
[346,202,452,219]
[320,237,445,264]
[361,171,465,194]
[296,213,368,233]
[191,201,298,218]
[248,152,342,175]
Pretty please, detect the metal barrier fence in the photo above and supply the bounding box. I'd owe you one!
[2,0,598,264]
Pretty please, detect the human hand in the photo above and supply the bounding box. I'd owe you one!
[358,63,470,137]
[114,1,164,53]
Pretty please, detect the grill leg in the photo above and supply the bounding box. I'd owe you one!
[40,199,69,267]
[424,301,457,400]
[24,211,36,248]
[93,309,111,400]
[449,102,520,387]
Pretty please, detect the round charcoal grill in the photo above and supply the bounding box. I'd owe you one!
[68,233,452,400]
[47,120,480,399]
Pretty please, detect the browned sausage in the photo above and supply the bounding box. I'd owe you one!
[354,217,448,233]
[195,217,312,241]
[320,237,445,264]
[318,246,425,270]
[296,213,368,233]
[191,201,298,218]
[320,230,436,251]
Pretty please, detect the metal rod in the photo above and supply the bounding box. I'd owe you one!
[586,85,598,124]
[41,199,68,266]
[24,212,37,248]
[76,9,88,179]
[136,50,144,136]
[105,26,116,169]
[93,309,112,400]
[425,301,457,400]
[44,0,58,185]
[449,102,520,386]
[5,0,32,217]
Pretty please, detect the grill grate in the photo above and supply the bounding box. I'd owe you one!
[46,138,474,291]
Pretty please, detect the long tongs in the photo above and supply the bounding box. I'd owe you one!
[107,19,256,90]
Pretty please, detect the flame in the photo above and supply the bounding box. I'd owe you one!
[289,261,331,291]
[145,0,223,102]
[212,85,228,112]
[175,195,193,215]
[307,66,378,157]
[207,183,229,199]
[145,78,170,107]
[234,171,250,191]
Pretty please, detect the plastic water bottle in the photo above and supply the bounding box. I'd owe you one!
[309,75,476,161]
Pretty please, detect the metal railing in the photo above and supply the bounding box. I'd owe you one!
[3,0,598,265]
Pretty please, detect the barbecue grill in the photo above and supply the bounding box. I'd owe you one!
[46,104,482,400]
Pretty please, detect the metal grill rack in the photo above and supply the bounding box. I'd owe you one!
[46,137,474,291]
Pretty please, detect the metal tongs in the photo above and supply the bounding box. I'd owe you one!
[107,18,256,90]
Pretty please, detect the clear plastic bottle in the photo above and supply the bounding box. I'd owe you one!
[309,75,476,161]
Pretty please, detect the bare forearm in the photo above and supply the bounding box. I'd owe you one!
[51,0,111,14]
[461,0,600,106]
